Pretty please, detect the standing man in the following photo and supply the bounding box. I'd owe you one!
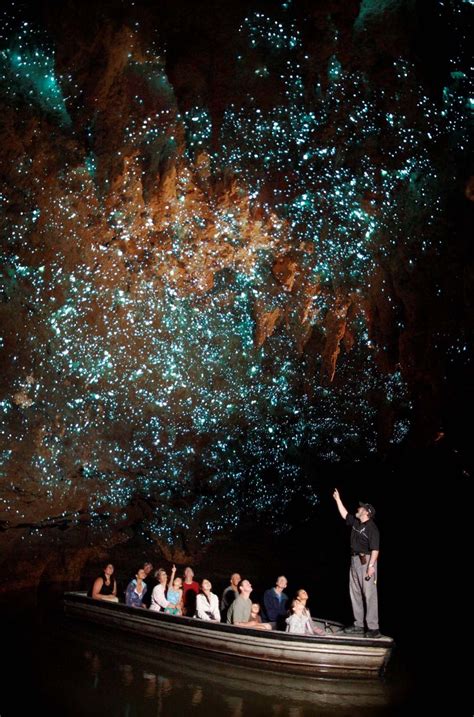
[333,488,381,638]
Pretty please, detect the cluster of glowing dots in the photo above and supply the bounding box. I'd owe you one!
[0,2,470,543]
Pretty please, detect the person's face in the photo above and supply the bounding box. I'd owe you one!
[184,567,194,580]
[158,570,167,584]
[143,563,153,575]
[202,579,212,592]
[297,589,308,601]
[137,569,146,580]
[231,573,241,587]
[240,580,252,593]
[276,576,288,590]
[251,603,260,614]
[173,577,182,589]
[104,564,114,576]
[356,506,368,520]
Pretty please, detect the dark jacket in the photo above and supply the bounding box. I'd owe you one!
[263,588,289,623]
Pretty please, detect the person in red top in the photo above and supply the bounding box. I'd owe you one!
[182,566,199,615]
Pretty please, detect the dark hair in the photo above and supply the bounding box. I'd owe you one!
[103,572,116,589]
[87,570,115,597]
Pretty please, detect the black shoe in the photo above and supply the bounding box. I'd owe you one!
[344,625,364,634]
[365,629,381,638]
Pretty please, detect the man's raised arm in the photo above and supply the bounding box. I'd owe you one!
[333,488,348,520]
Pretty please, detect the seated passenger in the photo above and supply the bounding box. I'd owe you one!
[150,568,178,613]
[125,568,147,608]
[220,572,241,622]
[90,563,119,603]
[165,565,183,615]
[295,588,325,636]
[263,576,289,629]
[250,602,262,623]
[195,579,220,621]
[286,598,320,635]
[182,566,200,616]
[227,579,272,630]
[90,563,119,602]
[142,561,155,608]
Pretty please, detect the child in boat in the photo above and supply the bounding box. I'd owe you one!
[165,566,183,615]
[250,603,262,623]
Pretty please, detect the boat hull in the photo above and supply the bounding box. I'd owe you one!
[64,592,393,679]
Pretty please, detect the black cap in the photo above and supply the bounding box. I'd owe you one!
[359,501,375,517]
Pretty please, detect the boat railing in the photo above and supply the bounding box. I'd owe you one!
[65,592,353,641]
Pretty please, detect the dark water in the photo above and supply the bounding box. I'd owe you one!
[0,591,425,717]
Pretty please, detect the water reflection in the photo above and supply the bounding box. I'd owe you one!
[35,618,400,716]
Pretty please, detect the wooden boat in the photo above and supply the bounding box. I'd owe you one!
[64,591,394,679]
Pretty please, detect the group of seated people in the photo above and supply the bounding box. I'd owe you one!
[91,564,326,636]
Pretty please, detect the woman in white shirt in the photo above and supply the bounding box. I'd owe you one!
[195,579,220,621]
[150,568,178,612]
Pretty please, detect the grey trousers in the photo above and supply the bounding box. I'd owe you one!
[349,556,379,630]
